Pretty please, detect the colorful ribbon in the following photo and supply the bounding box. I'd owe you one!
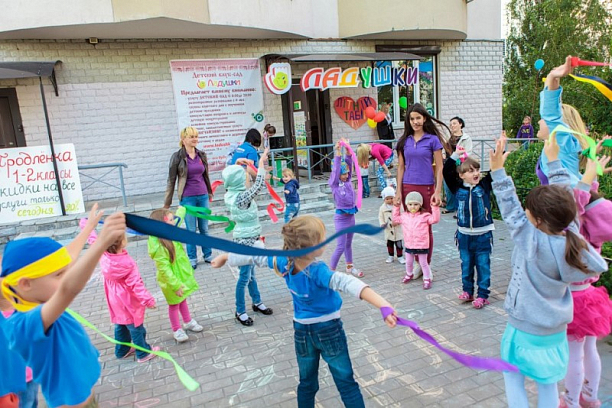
[380,307,518,372]
[569,73,612,103]
[339,141,362,209]
[246,164,285,223]
[181,205,235,233]
[66,309,200,391]
[549,125,604,175]
[455,152,469,166]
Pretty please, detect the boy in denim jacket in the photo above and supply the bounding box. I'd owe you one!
[442,147,495,309]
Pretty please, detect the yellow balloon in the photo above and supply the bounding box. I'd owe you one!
[367,118,376,128]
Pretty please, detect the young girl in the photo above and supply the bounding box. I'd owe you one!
[210,215,397,408]
[378,186,404,264]
[558,155,612,408]
[148,209,203,343]
[1,207,126,407]
[392,191,440,289]
[274,168,300,223]
[357,142,394,192]
[262,123,276,149]
[222,149,273,326]
[489,136,607,407]
[329,138,364,277]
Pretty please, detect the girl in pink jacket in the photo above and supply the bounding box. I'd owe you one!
[392,191,440,289]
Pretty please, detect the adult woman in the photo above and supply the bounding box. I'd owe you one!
[164,126,213,269]
[376,103,394,149]
[443,116,473,214]
[356,142,394,193]
[394,103,451,264]
[229,128,262,178]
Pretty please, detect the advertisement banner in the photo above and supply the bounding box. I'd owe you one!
[0,143,84,223]
[293,111,308,168]
[170,59,265,172]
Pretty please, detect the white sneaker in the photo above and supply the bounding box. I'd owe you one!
[398,257,406,265]
[385,256,394,264]
[184,319,204,332]
[173,328,189,343]
[413,264,423,279]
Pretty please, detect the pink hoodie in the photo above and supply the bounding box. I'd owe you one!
[392,205,441,249]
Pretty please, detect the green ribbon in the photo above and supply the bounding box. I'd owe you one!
[549,125,605,175]
[181,205,235,233]
[66,308,200,392]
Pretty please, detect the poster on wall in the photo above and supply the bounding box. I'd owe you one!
[293,111,308,168]
[170,59,265,172]
[0,143,85,223]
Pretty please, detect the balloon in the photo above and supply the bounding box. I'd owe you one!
[398,96,408,109]
[534,59,545,71]
[365,107,376,119]
[374,112,386,123]
[367,118,376,128]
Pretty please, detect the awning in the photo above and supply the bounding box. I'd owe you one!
[0,60,61,95]
[264,52,422,62]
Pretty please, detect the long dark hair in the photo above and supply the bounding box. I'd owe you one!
[396,103,452,158]
[525,185,589,274]
[245,128,262,148]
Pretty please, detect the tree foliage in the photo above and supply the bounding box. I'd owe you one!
[504,0,612,137]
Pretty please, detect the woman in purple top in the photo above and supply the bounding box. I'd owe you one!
[394,104,451,264]
[164,126,213,269]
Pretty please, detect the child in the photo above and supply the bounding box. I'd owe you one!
[222,149,273,326]
[442,146,495,309]
[211,215,397,408]
[330,138,364,277]
[357,142,394,193]
[378,186,404,264]
[1,207,126,407]
[360,163,370,199]
[392,192,440,289]
[558,155,612,408]
[274,168,300,223]
[516,116,534,149]
[148,209,204,343]
[489,136,607,408]
[262,123,276,149]
[97,231,159,362]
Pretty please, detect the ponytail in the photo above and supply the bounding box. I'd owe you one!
[564,229,590,274]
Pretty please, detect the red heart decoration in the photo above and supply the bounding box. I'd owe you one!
[334,96,376,130]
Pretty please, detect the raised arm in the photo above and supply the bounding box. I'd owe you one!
[67,204,104,259]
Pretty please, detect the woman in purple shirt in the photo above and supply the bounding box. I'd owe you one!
[164,126,213,269]
[394,104,451,264]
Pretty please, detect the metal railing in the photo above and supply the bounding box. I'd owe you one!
[78,163,128,206]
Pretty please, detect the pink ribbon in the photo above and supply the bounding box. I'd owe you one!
[339,141,362,209]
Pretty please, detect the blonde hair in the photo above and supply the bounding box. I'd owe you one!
[561,104,590,168]
[179,126,198,148]
[281,215,325,251]
[356,144,371,169]
[149,209,176,262]
[282,168,295,179]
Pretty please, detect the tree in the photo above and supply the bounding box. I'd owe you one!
[504,0,612,137]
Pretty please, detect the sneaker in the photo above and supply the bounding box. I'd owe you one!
[579,394,601,408]
[347,266,364,278]
[137,346,160,363]
[184,319,204,332]
[119,347,136,359]
[173,328,189,343]
[412,264,423,279]
[423,279,432,290]
[402,274,413,284]
[472,298,490,309]
[385,256,394,264]
[398,257,406,265]
[458,292,474,302]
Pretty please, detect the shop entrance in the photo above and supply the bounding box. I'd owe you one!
[0,88,26,149]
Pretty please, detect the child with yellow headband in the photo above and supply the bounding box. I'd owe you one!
[1,205,126,408]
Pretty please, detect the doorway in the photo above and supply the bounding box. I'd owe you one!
[0,88,25,149]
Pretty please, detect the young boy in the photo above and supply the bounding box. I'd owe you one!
[1,206,126,407]
[378,186,404,264]
[274,168,301,223]
[442,147,495,309]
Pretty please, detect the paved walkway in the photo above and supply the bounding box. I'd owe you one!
[42,197,610,407]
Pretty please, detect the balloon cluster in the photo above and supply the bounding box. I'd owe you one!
[365,106,385,128]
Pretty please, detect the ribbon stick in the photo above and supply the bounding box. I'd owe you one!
[66,308,200,391]
[569,73,612,103]
[247,164,285,223]
[339,141,362,209]
[381,307,518,372]
[210,180,224,197]
[549,125,603,175]
[570,57,612,68]
[182,205,235,233]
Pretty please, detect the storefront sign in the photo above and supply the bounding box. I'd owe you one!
[300,65,419,92]
[334,96,376,130]
[0,144,84,223]
[170,59,265,171]
[264,62,291,95]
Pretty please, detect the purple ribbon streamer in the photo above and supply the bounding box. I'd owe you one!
[381,306,518,372]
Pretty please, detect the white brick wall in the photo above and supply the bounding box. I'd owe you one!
[0,38,503,200]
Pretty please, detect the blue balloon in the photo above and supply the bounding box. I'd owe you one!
[534,59,545,71]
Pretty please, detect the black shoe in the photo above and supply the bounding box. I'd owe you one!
[252,303,273,315]
[235,312,254,326]
[453,215,458,219]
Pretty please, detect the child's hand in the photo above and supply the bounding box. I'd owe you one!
[175,287,184,297]
[284,190,290,195]
[97,212,126,247]
[596,135,611,154]
[235,158,254,167]
[145,299,157,309]
[259,148,270,166]
[456,145,466,155]
[211,253,228,268]
[380,223,387,228]
[543,131,560,161]
[536,119,550,141]
[383,310,397,328]
[548,55,573,79]
[392,221,401,226]
[586,155,611,175]
[83,203,104,232]
[489,136,509,171]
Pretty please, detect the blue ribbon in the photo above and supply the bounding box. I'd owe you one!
[125,213,383,257]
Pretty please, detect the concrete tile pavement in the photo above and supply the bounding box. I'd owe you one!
[39,196,611,407]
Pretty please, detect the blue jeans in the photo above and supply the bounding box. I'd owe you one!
[361,175,370,198]
[235,265,262,315]
[293,319,364,408]
[443,180,456,212]
[179,194,212,263]
[114,324,151,360]
[456,231,492,299]
[285,203,300,223]
[376,153,394,190]
[18,381,38,408]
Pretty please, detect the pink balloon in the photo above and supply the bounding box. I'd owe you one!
[374,111,386,123]
[365,107,376,119]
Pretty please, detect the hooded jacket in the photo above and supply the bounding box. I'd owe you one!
[223,165,262,239]
[379,203,403,242]
[392,205,440,249]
